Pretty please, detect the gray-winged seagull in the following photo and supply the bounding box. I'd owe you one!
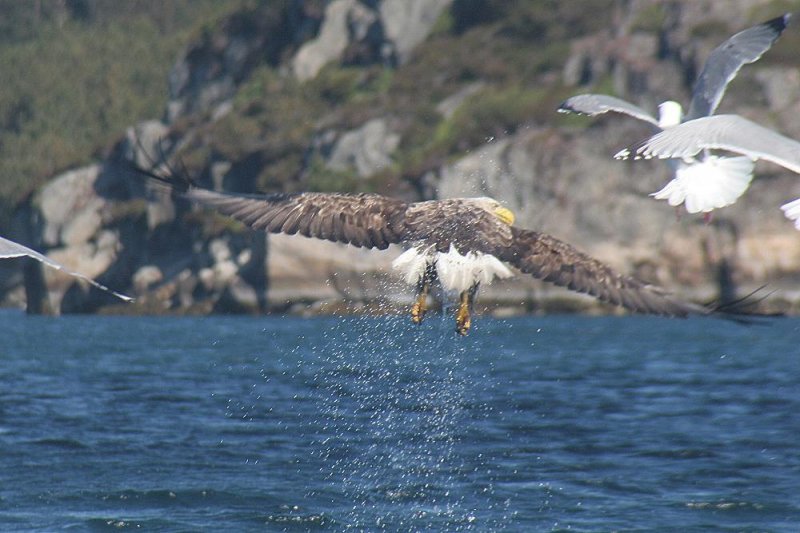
[0,235,132,302]
[558,14,790,216]
[615,114,800,230]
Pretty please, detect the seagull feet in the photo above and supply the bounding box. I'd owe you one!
[455,292,471,336]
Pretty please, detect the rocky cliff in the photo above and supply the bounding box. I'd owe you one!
[4,0,800,315]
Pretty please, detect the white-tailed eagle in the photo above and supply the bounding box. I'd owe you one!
[132,164,737,334]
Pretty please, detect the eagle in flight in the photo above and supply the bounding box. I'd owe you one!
[132,163,730,335]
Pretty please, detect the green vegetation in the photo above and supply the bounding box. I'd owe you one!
[303,155,367,194]
[0,0,249,206]
[630,3,668,33]
[184,2,618,198]
[0,0,624,210]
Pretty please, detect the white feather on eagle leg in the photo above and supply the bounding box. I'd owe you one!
[392,243,512,294]
[391,246,434,286]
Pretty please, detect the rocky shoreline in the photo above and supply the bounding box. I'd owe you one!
[3,0,799,316]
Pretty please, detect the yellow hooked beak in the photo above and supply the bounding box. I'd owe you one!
[494,206,515,226]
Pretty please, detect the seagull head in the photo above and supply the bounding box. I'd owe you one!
[657,100,683,128]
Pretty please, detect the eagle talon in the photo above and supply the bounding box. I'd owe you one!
[411,264,435,325]
[454,287,476,336]
[411,295,427,325]
[455,304,471,336]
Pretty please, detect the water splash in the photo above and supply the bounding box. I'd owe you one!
[308,313,499,530]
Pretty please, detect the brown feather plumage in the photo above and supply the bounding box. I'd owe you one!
[493,228,703,317]
[133,162,728,319]
[184,189,409,249]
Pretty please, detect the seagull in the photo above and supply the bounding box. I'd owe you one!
[131,161,753,335]
[615,113,800,229]
[558,13,790,217]
[0,235,133,302]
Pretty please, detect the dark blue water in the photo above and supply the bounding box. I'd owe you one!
[1,310,798,532]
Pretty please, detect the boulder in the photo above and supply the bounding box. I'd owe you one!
[45,229,122,308]
[38,164,104,247]
[326,118,401,177]
[292,0,378,81]
[291,0,451,80]
[379,0,452,64]
[266,233,401,307]
[133,265,163,293]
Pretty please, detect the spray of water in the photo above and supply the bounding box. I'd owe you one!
[294,289,513,530]
[215,280,514,529]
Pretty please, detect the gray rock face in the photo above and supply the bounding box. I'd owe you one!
[292,0,378,81]
[755,68,800,130]
[379,0,452,64]
[266,234,401,307]
[292,0,451,80]
[165,0,451,123]
[38,165,104,248]
[438,117,800,301]
[10,0,800,315]
[123,121,177,230]
[437,126,669,255]
[165,5,297,122]
[326,118,401,177]
[32,166,126,310]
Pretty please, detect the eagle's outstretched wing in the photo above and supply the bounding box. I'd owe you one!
[133,164,409,250]
[495,227,706,317]
[0,236,133,302]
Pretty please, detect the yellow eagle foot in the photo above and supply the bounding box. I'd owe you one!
[411,294,427,325]
[455,298,471,336]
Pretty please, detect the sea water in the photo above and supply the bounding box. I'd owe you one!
[0,310,798,531]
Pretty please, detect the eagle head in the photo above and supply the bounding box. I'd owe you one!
[472,197,515,226]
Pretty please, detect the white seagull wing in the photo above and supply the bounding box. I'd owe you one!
[0,236,133,302]
[687,13,790,120]
[557,94,659,127]
[617,114,800,175]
